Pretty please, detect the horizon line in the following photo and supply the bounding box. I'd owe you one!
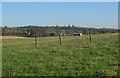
[1,25,118,29]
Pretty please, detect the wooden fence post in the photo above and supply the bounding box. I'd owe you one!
[34,34,37,47]
[59,33,62,45]
[89,28,92,43]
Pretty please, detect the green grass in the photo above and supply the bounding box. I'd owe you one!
[2,33,119,76]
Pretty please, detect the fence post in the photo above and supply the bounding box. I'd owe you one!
[34,34,37,47]
[59,33,62,45]
[89,28,92,43]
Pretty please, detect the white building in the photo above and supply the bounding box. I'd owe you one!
[74,33,82,36]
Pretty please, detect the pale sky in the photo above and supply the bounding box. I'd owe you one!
[2,2,118,29]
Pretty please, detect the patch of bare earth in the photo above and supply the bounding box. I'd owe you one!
[0,36,27,39]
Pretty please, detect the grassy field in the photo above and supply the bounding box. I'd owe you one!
[2,33,119,76]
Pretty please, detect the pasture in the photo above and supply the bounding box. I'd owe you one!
[2,33,119,76]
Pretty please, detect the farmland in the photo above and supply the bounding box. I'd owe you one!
[2,33,119,76]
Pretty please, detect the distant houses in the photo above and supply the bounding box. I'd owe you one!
[74,33,82,36]
[60,33,83,36]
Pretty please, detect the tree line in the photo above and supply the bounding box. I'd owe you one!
[1,25,119,37]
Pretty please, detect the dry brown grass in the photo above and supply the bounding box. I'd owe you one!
[0,36,26,39]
